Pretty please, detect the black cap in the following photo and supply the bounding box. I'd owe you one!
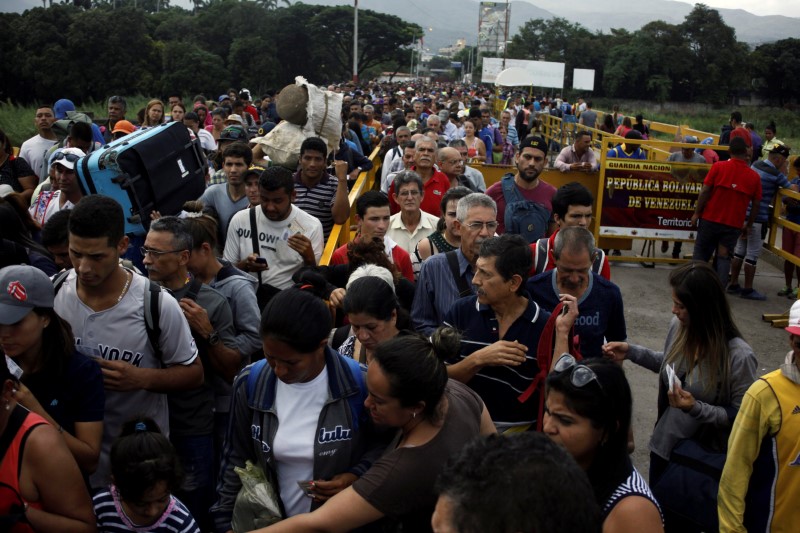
[519,135,548,155]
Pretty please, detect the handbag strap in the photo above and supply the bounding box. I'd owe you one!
[516,302,580,431]
[445,251,471,297]
[249,207,263,286]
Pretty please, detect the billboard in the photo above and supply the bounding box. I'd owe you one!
[481,57,565,88]
[599,160,709,239]
[478,2,508,55]
[573,68,595,91]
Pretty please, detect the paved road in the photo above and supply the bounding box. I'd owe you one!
[609,250,792,479]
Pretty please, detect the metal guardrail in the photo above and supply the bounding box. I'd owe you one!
[319,145,381,266]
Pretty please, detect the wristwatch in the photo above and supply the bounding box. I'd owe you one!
[207,330,221,346]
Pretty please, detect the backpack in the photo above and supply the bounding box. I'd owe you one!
[246,354,367,431]
[51,111,93,142]
[53,269,164,357]
[501,174,550,243]
[532,237,607,277]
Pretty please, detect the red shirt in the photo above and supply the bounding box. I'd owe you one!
[388,167,450,216]
[330,237,415,283]
[486,176,557,234]
[701,158,762,228]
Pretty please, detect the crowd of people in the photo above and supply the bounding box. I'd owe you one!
[0,80,798,533]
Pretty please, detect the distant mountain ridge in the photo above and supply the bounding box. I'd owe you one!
[5,0,797,49]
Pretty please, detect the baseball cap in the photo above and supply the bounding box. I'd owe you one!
[218,126,248,142]
[244,165,266,179]
[0,265,55,325]
[786,300,800,335]
[218,94,231,103]
[111,120,136,135]
[683,135,699,144]
[256,122,277,137]
[53,99,76,120]
[51,147,86,171]
[770,144,790,158]
[625,130,644,140]
[519,135,548,155]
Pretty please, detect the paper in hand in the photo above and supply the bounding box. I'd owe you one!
[5,355,23,380]
[665,363,679,393]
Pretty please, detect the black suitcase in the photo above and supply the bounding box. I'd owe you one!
[77,121,207,236]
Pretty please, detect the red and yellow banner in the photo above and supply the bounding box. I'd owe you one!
[599,160,709,239]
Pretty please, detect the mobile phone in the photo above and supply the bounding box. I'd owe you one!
[255,257,268,265]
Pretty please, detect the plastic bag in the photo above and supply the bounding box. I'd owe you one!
[231,461,283,532]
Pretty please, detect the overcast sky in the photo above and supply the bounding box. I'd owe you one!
[5,0,799,17]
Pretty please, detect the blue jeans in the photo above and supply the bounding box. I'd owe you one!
[171,434,214,531]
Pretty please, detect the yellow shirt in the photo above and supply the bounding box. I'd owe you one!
[718,365,800,532]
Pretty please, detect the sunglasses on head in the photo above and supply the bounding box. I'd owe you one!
[53,152,81,164]
[553,354,604,392]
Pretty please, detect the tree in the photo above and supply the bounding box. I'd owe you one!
[65,7,161,99]
[749,38,800,105]
[680,4,749,103]
[160,41,231,96]
[505,18,608,93]
[261,4,422,84]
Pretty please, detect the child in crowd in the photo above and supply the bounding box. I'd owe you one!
[92,418,200,533]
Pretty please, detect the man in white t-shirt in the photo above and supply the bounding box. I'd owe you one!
[223,166,323,296]
[18,104,58,182]
[54,195,203,489]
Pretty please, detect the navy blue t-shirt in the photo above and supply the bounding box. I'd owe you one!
[526,270,626,359]
[443,294,549,427]
[22,350,105,433]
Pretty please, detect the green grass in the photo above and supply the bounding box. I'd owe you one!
[0,96,154,148]
[590,98,800,149]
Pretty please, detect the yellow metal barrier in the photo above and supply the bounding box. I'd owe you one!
[766,187,800,268]
[319,145,382,266]
[763,187,800,325]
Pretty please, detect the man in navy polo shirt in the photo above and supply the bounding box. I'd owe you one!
[526,226,626,359]
[443,234,551,432]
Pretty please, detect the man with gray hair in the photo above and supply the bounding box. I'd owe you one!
[102,95,128,144]
[526,226,626,359]
[388,136,450,216]
[426,114,443,138]
[449,139,487,191]
[144,216,238,530]
[379,126,411,192]
[388,170,440,258]
[412,193,497,334]
[437,147,479,192]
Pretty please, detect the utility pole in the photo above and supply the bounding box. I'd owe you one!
[502,0,510,70]
[353,0,359,84]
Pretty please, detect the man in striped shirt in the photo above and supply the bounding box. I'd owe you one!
[292,137,350,241]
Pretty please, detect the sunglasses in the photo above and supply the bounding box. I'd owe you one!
[53,152,81,164]
[553,354,604,392]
